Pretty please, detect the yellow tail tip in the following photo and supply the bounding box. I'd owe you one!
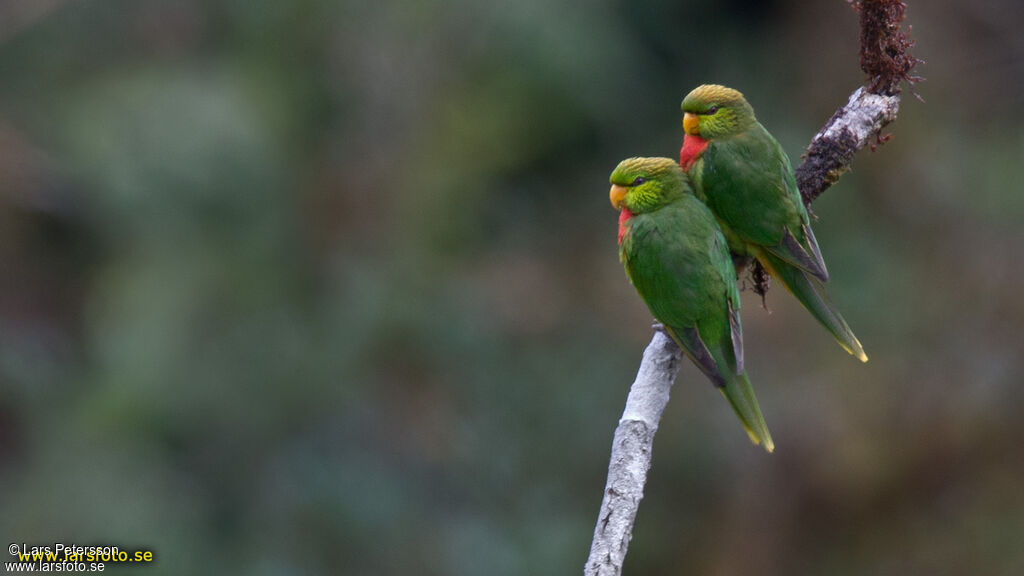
[852,343,869,362]
[842,338,868,363]
[743,428,775,453]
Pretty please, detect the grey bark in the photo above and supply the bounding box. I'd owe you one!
[584,331,682,576]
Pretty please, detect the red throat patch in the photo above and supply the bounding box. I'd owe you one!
[679,134,709,170]
[617,208,633,245]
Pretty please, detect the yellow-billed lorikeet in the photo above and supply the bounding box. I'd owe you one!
[679,84,868,362]
[611,157,773,452]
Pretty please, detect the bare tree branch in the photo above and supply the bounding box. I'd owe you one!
[584,331,681,576]
[584,2,918,574]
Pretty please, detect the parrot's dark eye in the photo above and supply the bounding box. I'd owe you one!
[707,105,720,115]
[632,177,646,186]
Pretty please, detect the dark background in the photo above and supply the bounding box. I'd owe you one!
[2,1,1023,574]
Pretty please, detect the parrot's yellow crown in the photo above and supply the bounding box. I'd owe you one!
[684,84,747,108]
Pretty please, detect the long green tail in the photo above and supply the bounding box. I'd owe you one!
[720,370,774,453]
[759,250,868,362]
[666,324,775,452]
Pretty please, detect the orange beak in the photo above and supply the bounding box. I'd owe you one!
[683,112,700,136]
[609,184,627,210]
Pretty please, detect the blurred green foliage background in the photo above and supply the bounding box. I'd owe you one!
[1,1,1023,574]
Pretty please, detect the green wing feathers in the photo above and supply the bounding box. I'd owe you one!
[763,224,829,282]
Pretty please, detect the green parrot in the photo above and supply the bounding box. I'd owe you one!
[611,157,773,452]
[679,84,868,362]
